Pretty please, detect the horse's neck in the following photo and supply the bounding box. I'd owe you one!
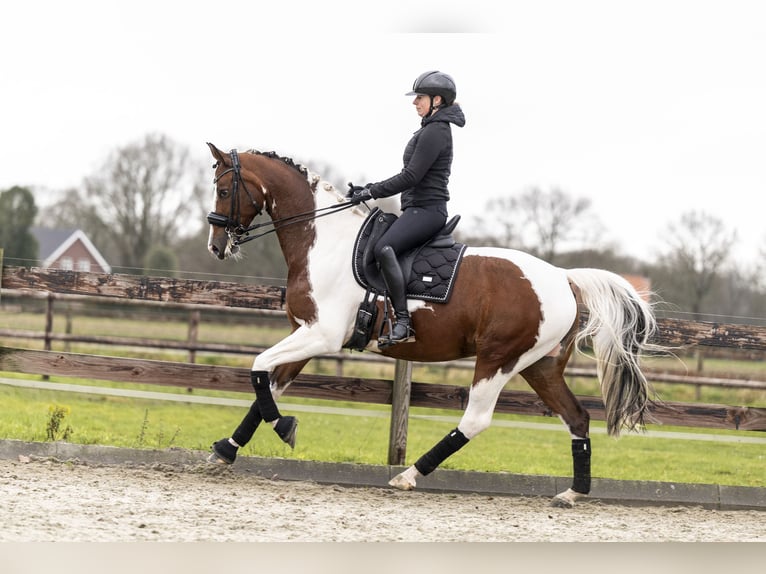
[272,176,358,281]
[270,192,316,274]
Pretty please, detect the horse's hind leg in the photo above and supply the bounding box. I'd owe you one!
[389,363,512,491]
[521,349,591,508]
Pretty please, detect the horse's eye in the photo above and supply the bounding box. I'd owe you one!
[217,188,229,199]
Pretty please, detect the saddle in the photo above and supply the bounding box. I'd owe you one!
[352,208,466,303]
[344,208,467,351]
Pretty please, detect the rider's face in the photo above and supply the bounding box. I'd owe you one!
[412,93,441,118]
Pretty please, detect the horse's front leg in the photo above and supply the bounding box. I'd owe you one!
[209,323,347,465]
[208,359,309,465]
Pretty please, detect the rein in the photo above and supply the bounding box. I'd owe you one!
[207,149,357,246]
[231,201,357,245]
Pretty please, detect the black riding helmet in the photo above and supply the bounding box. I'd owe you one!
[406,70,456,106]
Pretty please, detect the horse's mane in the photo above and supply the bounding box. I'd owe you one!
[245,149,309,178]
[245,149,346,199]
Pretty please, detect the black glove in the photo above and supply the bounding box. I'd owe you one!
[346,182,364,197]
[346,182,374,205]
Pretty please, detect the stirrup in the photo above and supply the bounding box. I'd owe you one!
[378,318,415,349]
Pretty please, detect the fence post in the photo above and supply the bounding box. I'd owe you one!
[42,292,54,381]
[64,306,72,353]
[44,293,54,352]
[694,349,704,400]
[387,358,412,465]
[188,310,200,363]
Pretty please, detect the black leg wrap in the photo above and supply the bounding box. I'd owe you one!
[251,370,280,422]
[571,438,592,494]
[210,400,265,464]
[414,428,469,476]
[210,438,238,464]
[231,400,263,447]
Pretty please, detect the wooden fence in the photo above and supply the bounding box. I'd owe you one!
[1,265,765,465]
[2,289,765,391]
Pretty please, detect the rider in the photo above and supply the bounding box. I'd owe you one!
[348,70,465,346]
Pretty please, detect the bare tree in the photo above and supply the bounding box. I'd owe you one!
[43,187,118,263]
[83,133,207,272]
[464,187,605,263]
[516,187,600,261]
[458,196,518,248]
[657,210,737,315]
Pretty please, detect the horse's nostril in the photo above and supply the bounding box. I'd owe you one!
[210,244,225,260]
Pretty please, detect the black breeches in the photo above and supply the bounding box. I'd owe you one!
[372,207,446,261]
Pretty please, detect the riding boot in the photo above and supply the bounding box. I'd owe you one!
[377,246,415,346]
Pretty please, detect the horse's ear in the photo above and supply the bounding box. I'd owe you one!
[207,142,227,165]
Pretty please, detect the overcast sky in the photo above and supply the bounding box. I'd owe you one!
[2,0,764,265]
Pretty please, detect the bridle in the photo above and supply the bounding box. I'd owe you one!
[207,149,357,246]
[206,149,262,240]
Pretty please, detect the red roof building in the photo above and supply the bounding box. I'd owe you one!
[31,227,111,273]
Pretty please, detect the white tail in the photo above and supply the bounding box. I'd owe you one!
[566,268,662,436]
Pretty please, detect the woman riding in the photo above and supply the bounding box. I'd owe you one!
[348,70,466,346]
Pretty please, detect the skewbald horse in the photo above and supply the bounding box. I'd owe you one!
[205,143,662,508]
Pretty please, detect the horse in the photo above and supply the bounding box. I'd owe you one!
[204,143,663,508]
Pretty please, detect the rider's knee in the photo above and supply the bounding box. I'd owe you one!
[374,243,396,263]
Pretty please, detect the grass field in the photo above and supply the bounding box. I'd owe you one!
[1,306,765,488]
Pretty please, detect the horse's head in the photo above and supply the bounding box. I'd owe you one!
[206,143,266,260]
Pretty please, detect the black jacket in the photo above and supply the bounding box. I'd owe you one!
[369,103,465,212]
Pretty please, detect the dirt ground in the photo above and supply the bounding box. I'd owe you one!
[0,457,764,542]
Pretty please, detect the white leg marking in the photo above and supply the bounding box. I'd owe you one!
[558,415,589,440]
[458,371,513,439]
[251,323,345,372]
[389,465,421,490]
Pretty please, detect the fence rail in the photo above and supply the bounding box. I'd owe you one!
[1,347,764,432]
[2,324,765,391]
[2,266,765,465]
[3,266,766,350]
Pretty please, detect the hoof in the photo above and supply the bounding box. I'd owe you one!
[550,496,575,509]
[388,472,416,491]
[207,452,230,465]
[550,488,588,508]
[274,416,298,449]
[208,438,237,465]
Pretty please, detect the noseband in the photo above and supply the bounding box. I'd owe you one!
[206,149,262,242]
[207,148,359,246]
